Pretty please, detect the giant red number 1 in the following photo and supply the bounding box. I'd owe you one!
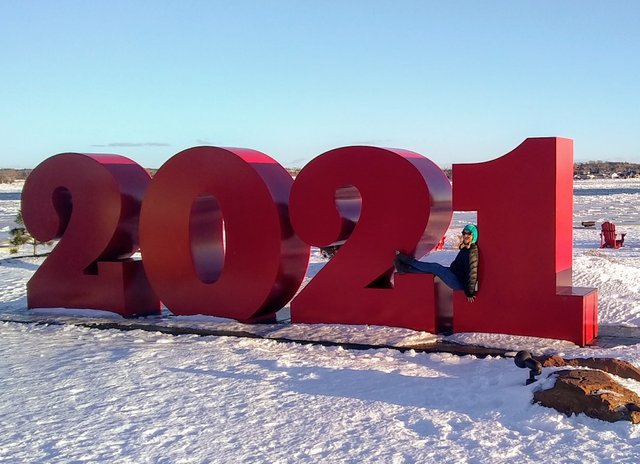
[453,138,597,345]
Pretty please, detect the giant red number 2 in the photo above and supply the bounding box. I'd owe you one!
[289,146,452,332]
[138,146,309,322]
[452,138,597,345]
[21,153,160,316]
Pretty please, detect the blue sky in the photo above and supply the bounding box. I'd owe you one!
[2,1,639,169]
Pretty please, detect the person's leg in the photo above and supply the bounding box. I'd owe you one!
[396,253,445,276]
[419,263,464,290]
[402,260,465,291]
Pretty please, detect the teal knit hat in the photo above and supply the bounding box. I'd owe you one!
[462,224,478,243]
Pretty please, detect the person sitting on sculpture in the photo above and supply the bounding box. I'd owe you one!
[394,224,479,302]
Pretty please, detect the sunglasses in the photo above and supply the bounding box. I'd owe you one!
[462,231,472,236]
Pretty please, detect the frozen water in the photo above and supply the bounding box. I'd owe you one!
[3,179,640,463]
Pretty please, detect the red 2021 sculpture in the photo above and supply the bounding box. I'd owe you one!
[21,138,598,345]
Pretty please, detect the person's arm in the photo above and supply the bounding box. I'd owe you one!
[466,245,479,299]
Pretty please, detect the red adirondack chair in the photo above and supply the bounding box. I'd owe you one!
[433,236,446,251]
[600,221,625,249]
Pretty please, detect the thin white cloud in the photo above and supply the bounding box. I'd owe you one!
[90,142,170,148]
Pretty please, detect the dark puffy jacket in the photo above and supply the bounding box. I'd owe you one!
[450,243,479,297]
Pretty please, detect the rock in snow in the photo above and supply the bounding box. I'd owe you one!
[534,369,640,423]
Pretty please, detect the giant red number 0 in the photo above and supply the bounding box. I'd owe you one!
[138,146,309,322]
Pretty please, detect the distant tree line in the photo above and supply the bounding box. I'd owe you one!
[1,168,156,182]
[573,161,640,179]
[2,162,639,183]
[0,169,31,183]
[442,162,640,180]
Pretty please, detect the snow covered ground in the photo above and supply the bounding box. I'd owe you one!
[2,179,640,463]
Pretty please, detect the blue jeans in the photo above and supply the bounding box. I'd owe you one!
[406,261,465,291]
